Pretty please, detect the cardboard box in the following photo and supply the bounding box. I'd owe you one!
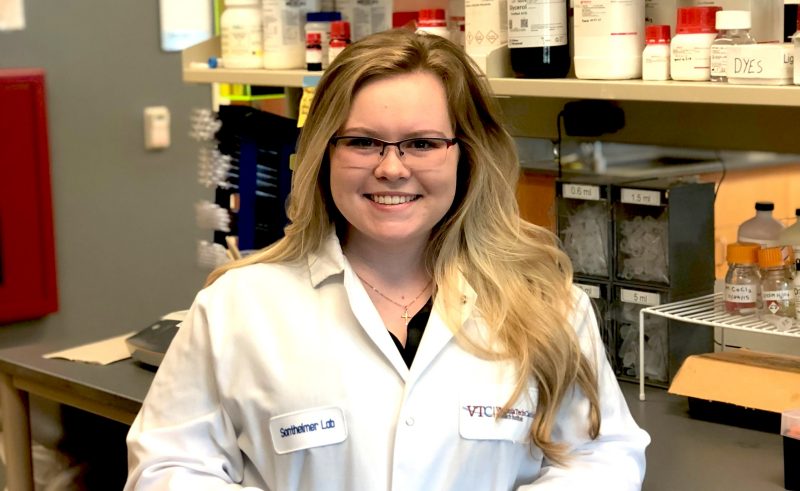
[668,349,800,433]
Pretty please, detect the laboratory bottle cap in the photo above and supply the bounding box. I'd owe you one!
[307,11,342,23]
[676,6,721,34]
[224,0,259,5]
[795,208,800,217]
[716,10,751,30]
[758,246,793,268]
[331,21,351,40]
[755,201,775,211]
[306,32,322,44]
[727,242,760,264]
[419,8,447,27]
[645,25,671,44]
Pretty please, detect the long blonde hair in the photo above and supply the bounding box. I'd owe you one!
[207,28,599,464]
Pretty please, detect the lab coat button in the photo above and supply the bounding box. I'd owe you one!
[405,417,415,426]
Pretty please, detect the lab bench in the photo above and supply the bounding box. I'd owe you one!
[0,338,787,491]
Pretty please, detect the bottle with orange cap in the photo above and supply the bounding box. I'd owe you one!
[724,242,761,315]
[758,246,796,320]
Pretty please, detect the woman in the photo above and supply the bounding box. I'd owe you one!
[125,29,649,490]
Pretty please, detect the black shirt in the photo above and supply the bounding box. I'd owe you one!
[387,297,433,368]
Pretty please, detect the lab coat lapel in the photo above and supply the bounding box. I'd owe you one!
[343,263,411,381]
[408,274,477,383]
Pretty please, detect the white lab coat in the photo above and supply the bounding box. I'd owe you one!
[125,231,649,490]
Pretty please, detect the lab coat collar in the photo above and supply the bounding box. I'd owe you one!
[307,229,346,287]
[306,229,479,382]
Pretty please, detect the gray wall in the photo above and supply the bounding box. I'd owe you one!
[0,1,212,347]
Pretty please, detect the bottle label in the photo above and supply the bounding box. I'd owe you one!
[763,290,792,315]
[221,24,263,60]
[306,47,323,64]
[507,0,568,48]
[710,44,728,77]
[262,0,312,47]
[724,284,757,303]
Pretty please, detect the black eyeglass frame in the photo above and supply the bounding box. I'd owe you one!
[329,136,459,158]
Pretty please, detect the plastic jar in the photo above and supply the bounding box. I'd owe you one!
[328,20,351,66]
[416,8,450,39]
[758,246,796,319]
[670,6,721,82]
[306,11,341,69]
[508,0,570,78]
[710,10,756,83]
[220,0,264,69]
[262,0,320,69]
[738,201,785,248]
[573,0,645,80]
[642,24,670,81]
[724,242,761,315]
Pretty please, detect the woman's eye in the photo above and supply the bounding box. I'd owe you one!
[408,139,440,150]
[346,138,380,148]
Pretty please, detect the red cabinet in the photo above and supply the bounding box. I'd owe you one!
[0,69,58,323]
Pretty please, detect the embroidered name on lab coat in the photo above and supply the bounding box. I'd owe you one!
[459,386,535,443]
[269,406,348,454]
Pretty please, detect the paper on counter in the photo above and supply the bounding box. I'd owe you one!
[43,331,136,365]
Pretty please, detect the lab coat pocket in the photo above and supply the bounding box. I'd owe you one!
[459,385,537,444]
[269,406,348,454]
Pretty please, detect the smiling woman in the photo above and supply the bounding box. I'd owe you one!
[125,28,649,491]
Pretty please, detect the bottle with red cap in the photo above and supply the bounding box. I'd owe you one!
[642,24,671,81]
[416,8,450,40]
[328,21,351,66]
[670,6,721,81]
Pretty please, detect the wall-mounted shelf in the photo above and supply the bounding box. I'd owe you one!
[183,37,800,107]
[637,292,800,400]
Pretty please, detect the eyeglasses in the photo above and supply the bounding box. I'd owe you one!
[329,136,459,167]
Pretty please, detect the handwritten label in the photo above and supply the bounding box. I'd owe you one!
[575,283,601,299]
[620,288,660,306]
[620,188,661,207]
[563,184,600,201]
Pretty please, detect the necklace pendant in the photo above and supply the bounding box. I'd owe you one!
[401,308,411,325]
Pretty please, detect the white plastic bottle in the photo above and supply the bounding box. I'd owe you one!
[709,10,756,83]
[220,0,264,69]
[778,208,800,272]
[448,0,466,48]
[335,0,391,42]
[737,201,785,248]
[262,0,320,69]
[642,24,670,81]
[573,0,645,80]
[670,6,720,82]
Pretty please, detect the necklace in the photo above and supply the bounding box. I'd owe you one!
[356,273,432,326]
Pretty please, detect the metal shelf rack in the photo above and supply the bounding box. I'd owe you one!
[637,292,800,400]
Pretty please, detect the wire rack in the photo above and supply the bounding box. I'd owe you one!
[636,292,800,400]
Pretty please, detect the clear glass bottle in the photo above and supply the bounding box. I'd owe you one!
[710,10,756,83]
[724,242,761,315]
[758,246,796,319]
